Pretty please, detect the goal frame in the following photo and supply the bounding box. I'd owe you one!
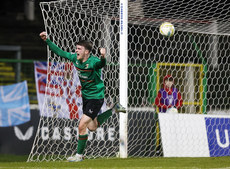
[119,0,128,158]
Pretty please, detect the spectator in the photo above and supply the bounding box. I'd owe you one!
[154,75,183,113]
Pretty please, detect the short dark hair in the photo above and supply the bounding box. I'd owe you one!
[77,40,93,52]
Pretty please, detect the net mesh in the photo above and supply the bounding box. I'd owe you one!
[28,0,230,161]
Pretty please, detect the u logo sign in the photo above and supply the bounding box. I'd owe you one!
[215,129,229,148]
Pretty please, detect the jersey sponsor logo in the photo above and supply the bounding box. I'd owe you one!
[205,117,230,157]
[78,73,88,79]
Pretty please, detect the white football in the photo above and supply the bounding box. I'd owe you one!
[166,107,178,114]
[159,22,175,37]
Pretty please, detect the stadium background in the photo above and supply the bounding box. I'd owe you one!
[0,0,50,104]
[0,0,229,157]
[0,0,50,154]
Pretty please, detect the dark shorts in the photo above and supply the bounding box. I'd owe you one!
[82,98,104,120]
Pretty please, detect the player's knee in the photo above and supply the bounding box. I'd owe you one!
[78,124,87,134]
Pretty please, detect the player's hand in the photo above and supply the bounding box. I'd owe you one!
[99,48,106,58]
[40,31,47,41]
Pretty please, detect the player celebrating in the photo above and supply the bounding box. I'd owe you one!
[40,32,126,162]
[154,75,183,113]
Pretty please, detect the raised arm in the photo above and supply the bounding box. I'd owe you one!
[39,31,75,61]
[94,48,107,69]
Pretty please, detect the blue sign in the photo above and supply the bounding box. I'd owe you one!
[0,81,30,127]
[205,117,230,157]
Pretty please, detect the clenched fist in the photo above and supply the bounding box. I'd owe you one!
[99,48,106,58]
[40,31,47,41]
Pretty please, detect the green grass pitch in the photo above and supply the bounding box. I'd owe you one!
[0,154,230,169]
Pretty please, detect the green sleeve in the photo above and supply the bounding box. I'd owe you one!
[94,58,106,69]
[46,39,75,61]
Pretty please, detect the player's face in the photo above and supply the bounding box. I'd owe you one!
[76,45,89,62]
[165,79,173,88]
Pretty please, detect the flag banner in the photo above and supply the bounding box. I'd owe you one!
[34,61,107,119]
[0,81,30,127]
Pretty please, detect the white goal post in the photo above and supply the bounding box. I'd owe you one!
[28,0,230,161]
[119,0,128,158]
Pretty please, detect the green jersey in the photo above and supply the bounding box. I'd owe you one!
[46,39,106,99]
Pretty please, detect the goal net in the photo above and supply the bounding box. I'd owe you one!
[28,0,230,161]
